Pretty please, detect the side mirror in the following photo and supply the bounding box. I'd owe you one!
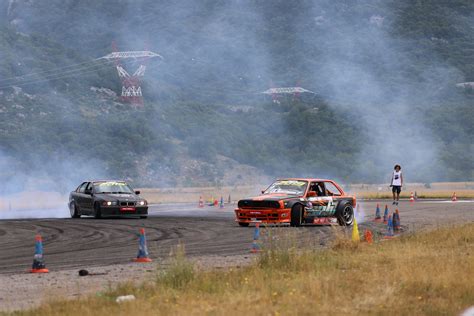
[135,190,141,195]
[307,191,317,197]
[261,190,265,194]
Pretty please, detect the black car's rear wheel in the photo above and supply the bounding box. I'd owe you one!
[70,202,80,218]
[290,204,303,227]
[93,203,102,219]
[336,201,354,226]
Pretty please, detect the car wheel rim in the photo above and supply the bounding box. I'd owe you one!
[70,204,75,217]
[343,206,353,224]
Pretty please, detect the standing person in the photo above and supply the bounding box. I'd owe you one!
[390,164,403,205]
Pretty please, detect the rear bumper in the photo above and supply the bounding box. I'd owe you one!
[100,206,148,217]
[234,208,291,223]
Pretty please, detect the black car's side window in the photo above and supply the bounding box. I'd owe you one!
[85,182,93,192]
[77,182,87,193]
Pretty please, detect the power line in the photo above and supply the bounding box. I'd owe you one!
[0,59,105,84]
[0,61,116,90]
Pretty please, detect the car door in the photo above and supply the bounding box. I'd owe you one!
[73,182,87,211]
[307,182,336,216]
[82,182,94,214]
[322,181,343,216]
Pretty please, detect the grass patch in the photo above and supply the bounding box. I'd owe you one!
[10,224,474,316]
[355,190,474,199]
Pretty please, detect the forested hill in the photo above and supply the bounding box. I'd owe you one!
[0,0,473,192]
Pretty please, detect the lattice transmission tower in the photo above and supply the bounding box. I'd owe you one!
[100,45,163,105]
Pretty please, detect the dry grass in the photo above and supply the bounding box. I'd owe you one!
[353,189,474,199]
[11,224,474,316]
[349,182,474,199]
[138,185,263,204]
[140,182,474,204]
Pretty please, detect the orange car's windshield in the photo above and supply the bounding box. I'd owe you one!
[264,180,308,195]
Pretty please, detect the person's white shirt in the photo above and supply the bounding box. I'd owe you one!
[392,170,402,186]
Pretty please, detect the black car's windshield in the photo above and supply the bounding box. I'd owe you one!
[264,180,308,195]
[94,181,134,194]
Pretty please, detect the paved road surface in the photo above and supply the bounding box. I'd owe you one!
[0,200,472,274]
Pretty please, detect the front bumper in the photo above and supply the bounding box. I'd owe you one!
[234,208,291,223]
[100,206,148,217]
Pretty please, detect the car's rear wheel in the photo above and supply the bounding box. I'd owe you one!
[290,204,303,227]
[93,203,102,219]
[140,215,148,219]
[238,222,249,227]
[336,201,353,226]
[70,202,80,218]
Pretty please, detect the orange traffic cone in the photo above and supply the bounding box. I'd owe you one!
[31,235,49,273]
[364,229,373,244]
[410,192,415,202]
[198,196,204,208]
[133,228,152,263]
[451,192,457,202]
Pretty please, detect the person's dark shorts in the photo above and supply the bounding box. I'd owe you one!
[392,185,401,194]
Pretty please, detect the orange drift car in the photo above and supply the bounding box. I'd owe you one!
[235,179,356,227]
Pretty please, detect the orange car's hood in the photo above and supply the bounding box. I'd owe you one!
[245,193,301,201]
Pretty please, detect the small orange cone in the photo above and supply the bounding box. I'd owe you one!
[364,229,373,244]
[133,228,152,263]
[451,192,457,202]
[410,192,415,202]
[31,235,49,273]
[198,196,204,208]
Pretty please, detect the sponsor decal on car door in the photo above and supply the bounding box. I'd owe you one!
[307,196,337,216]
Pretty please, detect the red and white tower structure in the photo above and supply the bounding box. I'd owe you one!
[100,48,162,105]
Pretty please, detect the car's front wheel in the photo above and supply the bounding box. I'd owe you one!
[336,201,354,226]
[70,202,80,218]
[290,204,303,227]
[93,203,102,219]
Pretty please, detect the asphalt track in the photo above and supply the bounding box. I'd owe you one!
[0,200,472,274]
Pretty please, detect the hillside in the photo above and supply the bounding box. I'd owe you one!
[0,0,473,192]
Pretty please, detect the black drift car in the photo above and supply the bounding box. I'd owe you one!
[69,180,148,219]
